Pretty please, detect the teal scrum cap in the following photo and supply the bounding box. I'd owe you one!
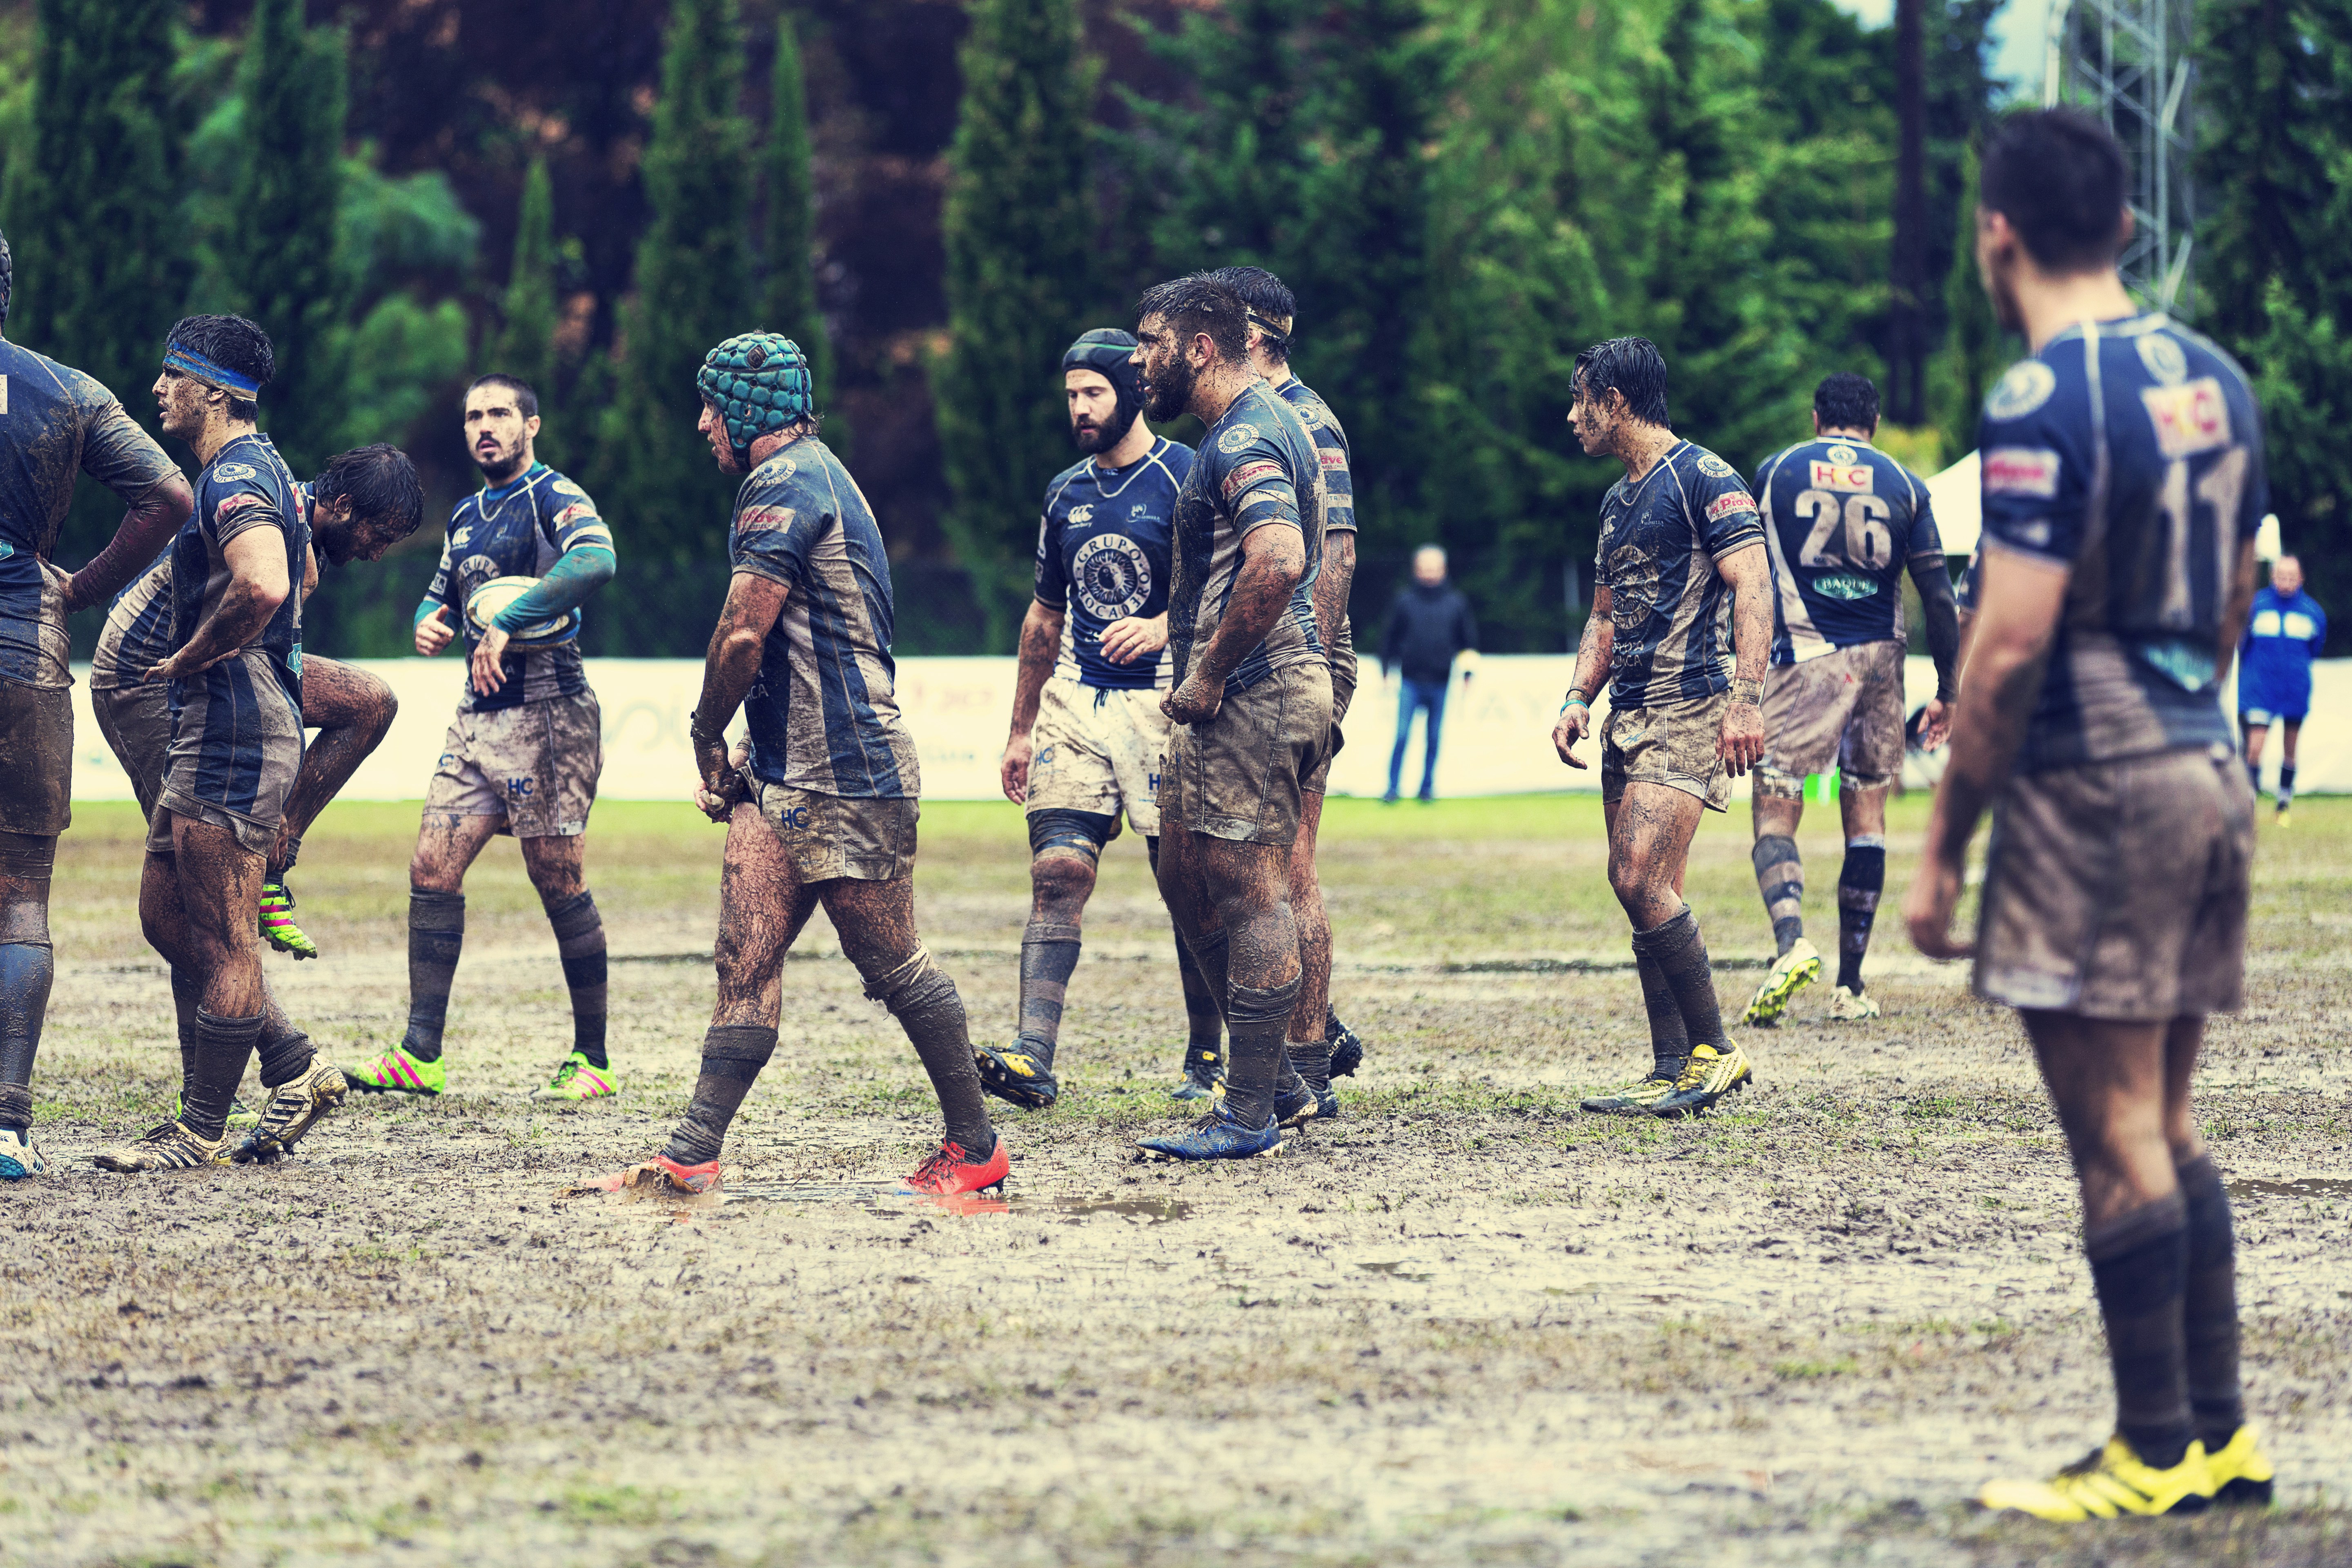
[696,332,815,462]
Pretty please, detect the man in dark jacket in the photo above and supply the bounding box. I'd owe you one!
[1381,546,1477,801]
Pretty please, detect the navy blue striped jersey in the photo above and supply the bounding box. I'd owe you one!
[1167,382,1326,695]
[0,339,181,688]
[1034,437,1192,690]
[1274,376,1355,665]
[731,437,920,799]
[1754,436,1944,663]
[1976,313,2267,771]
[167,434,309,715]
[1592,441,1766,708]
[419,463,612,713]
[90,546,176,690]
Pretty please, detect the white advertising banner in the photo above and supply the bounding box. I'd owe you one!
[65,653,2351,804]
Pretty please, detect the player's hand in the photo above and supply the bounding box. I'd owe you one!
[1903,849,1974,960]
[1717,698,1766,776]
[1162,671,1222,726]
[469,624,510,697]
[1915,697,1952,752]
[1100,613,1168,666]
[693,735,745,822]
[145,645,229,684]
[1552,703,1590,768]
[414,604,456,657]
[1001,731,1033,804]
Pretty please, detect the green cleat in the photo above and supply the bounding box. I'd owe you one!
[531,1053,617,1102]
[1741,938,1820,1027]
[259,880,320,960]
[345,1044,445,1096]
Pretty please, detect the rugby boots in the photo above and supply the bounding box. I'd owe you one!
[1137,1105,1283,1160]
[1649,1042,1753,1118]
[259,879,319,959]
[1579,1069,1681,1116]
[234,1056,349,1163]
[0,1126,45,1180]
[1170,1044,1222,1101]
[532,1051,618,1102]
[93,1119,229,1172]
[345,1043,445,1096]
[904,1136,1011,1197]
[1979,1436,2216,1521]
[1326,1006,1364,1079]
[974,1039,1059,1110]
[2205,1425,2276,1507]
[1741,937,1820,1027]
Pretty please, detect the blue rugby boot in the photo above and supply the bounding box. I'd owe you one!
[1137,1105,1283,1161]
[0,1125,45,1180]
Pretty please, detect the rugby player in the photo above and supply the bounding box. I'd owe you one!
[634,331,1003,1197]
[982,329,1206,1109]
[1550,336,1770,1118]
[92,448,418,1116]
[347,375,618,1103]
[1210,264,1366,1105]
[98,316,422,1173]
[1128,275,1334,1160]
[1905,109,2272,1518]
[2237,552,2324,824]
[1741,372,1960,1025]
[0,229,194,1180]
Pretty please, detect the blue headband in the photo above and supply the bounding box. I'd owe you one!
[164,345,262,398]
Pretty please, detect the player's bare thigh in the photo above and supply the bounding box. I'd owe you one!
[410,812,503,892]
[715,799,821,1025]
[1605,783,1703,925]
[300,654,397,738]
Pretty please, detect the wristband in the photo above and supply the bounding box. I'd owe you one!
[1561,690,1589,714]
[1731,677,1762,705]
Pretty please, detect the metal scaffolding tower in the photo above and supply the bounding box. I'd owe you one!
[2042,0,2198,318]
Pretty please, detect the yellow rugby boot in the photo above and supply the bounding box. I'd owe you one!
[1979,1436,2215,1521]
[2205,1425,2275,1508]
[1824,984,1882,1022]
[1741,938,1820,1027]
[1579,1066,1681,1116]
[1649,1042,1753,1118]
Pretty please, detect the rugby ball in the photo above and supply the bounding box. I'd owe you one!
[464,575,579,649]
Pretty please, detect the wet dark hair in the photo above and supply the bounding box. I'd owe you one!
[1207,265,1297,360]
[166,314,275,421]
[1982,109,2130,274]
[466,373,539,420]
[1136,274,1250,365]
[1813,372,1880,433]
[1573,336,1670,428]
[314,443,426,543]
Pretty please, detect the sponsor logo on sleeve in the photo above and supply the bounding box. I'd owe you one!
[1696,453,1736,479]
[212,462,257,482]
[553,502,597,529]
[552,478,588,499]
[1704,491,1758,522]
[1984,360,2058,421]
[733,503,796,536]
[1982,447,2062,498]
[1809,459,1875,493]
[1319,450,1348,469]
[2141,377,2232,458]
[2136,332,2189,386]
[214,492,266,518]
[1216,422,1263,454]
[1222,459,1284,502]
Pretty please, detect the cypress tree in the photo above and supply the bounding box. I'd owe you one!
[1928,143,2006,461]
[228,0,348,474]
[935,0,1095,652]
[762,14,831,409]
[600,0,754,562]
[494,157,565,470]
[12,0,189,560]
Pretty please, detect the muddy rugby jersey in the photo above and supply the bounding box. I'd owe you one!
[0,339,180,688]
[166,432,309,713]
[1167,381,1326,696]
[1975,314,2266,771]
[92,473,315,692]
[729,437,919,800]
[1274,376,1356,665]
[1753,436,1943,664]
[1591,441,1765,708]
[1034,437,1192,690]
[418,463,612,713]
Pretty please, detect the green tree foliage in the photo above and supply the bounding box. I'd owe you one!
[599,0,755,562]
[495,158,564,469]
[8,0,189,561]
[935,0,1095,650]
[762,15,831,410]
[226,0,347,473]
[1928,143,2007,461]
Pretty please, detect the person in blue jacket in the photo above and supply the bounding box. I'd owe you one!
[2239,552,2326,823]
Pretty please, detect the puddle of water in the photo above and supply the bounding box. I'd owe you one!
[1358,1261,1437,1282]
[2227,1177,2352,1200]
[564,1174,1192,1224]
[1040,1196,1194,1225]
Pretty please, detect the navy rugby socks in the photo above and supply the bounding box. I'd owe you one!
[1221,975,1301,1130]
[185,1009,265,1143]
[665,1025,778,1167]
[2086,1192,2194,1468]
[2177,1154,2246,1448]
[2277,764,2296,811]
[1016,920,1082,1064]
[867,949,995,1157]
[0,941,52,1135]
[1632,951,1689,1078]
[1751,835,1804,957]
[1632,907,1728,1052]
[546,891,609,1070]
[1835,839,1885,993]
[401,889,465,1062]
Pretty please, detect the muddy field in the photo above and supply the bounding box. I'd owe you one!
[5,793,2349,1567]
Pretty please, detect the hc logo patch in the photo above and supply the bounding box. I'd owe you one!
[508,777,535,800]
[782,806,811,830]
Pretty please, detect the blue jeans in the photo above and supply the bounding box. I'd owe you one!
[1388,677,1448,798]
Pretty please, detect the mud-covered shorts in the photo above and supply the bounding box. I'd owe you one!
[1027,678,1171,837]
[1302,634,1357,795]
[1756,639,1907,797]
[757,781,918,882]
[1164,660,1333,847]
[425,691,601,838]
[0,679,74,837]
[1601,689,1731,812]
[92,681,173,824]
[148,651,303,858]
[1976,746,2254,1020]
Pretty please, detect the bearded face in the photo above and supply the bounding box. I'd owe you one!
[1135,322,1197,425]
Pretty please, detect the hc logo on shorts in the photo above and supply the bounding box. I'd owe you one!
[508,777,535,800]
[783,806,811,830]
